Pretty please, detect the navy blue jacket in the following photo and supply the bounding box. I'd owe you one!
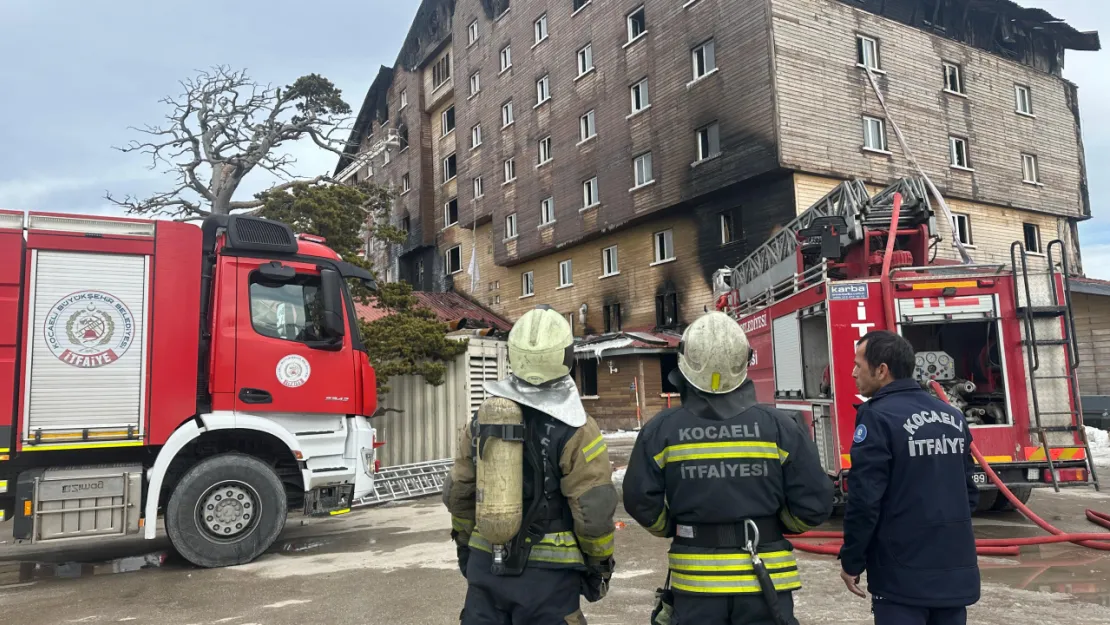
[839,379,981,608]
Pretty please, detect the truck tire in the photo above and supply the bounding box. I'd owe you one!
[974,490,998,513]
[990,486,1033,512]
[165,452,287,568]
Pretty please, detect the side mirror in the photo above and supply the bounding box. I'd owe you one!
[361,276,378,292]
[320,268,346,341]
[259,261,296,283]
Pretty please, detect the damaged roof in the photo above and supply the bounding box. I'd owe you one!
[356,291,512,331]
[977,0,1100,51]
[575,328,682,359]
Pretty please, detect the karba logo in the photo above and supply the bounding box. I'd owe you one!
[740,313,768,334]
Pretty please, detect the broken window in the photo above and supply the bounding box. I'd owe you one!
[627,6,646,42]
[433,53,451,89]
[398,125,409,151]
[579,359,599,396]
[720,212,735,245]
[656,287,679,328]
[1023,223,1041,254]
[660,353,680,394]
[856,35,880,70]
[603,303,622,333]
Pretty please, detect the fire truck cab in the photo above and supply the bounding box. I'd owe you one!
[0,210,381,567]
[716,178,1098,511]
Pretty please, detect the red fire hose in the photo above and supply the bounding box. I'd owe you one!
[787,380,1110,558]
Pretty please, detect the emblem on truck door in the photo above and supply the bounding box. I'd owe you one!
[276,354,311,388]
[44,291,136,368]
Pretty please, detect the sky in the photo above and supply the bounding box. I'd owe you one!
[0,0,1107,274]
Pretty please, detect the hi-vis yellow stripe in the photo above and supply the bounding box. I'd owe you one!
[22,440,144,452]
[582,435,607,463]
[329,508,351,516]
[976,456,1014,464]
[654,441,788,468]
[910,281,979,290]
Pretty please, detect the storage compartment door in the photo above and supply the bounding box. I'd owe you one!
[24,251,149,442]
[773,313,804,398]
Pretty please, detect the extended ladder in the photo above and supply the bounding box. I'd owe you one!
[1011,240,1100,492]
[353,459,454,507]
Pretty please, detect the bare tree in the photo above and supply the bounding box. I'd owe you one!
[107,66,354,219]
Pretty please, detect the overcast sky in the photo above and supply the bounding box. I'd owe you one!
[0,1,1106,275]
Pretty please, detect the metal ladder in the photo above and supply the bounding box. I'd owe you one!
[353,459,454,507]
[1010,240,1100,492]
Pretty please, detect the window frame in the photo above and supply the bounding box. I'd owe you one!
[696,122,721,162]
[432,53,452,89]
[653,229,675,264]
[1015,84,1034,116]
[603,303,622,334]
[468,20,479,45]
[692,39,717,80]
[950,213,973,246]
[630,78,650,114]
[521,271,535,297]
[538,136,553,165]
[534,13,549,45]
[720,212,735,245]
[856,35,880,71]
[445,245,463,274]
[471,123,483,149]
[578,358,599,396]
[602,245,619,277]
[536,74,551,106]
[1022,153,1041,185]
[504,158,517,183]
[862,115,888,153]
[473,176,485,198]
[400,89,408,109]
[583,176,599,209]
[1023,223,1042,254]
[401,172,411,194]
[577,43,594,77]
[469,71,481,97]
[579,110,597,142]
[559,259,573,288]
[500,45,513,73]
[949,136,971,170]
[441,106,456,136]
[505,212,518,239]
[633,152,654,188]
[627,5,646,43]
[540,197,556,225]
[248,272,328,344]
[442,153,458,183]
[501,100,515,127]
[942,62,964,95]
[444,197,459,227]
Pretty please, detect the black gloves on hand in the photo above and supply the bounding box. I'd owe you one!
[581,557,615,602]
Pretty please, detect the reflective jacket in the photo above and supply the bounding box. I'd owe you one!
[623,378,833,595]
[839,378,980,608]
[443,403,618,570]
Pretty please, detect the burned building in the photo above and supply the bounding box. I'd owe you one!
[336,0,1099,429]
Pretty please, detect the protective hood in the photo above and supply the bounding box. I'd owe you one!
[484,374,588,427]
[669,368,758,421]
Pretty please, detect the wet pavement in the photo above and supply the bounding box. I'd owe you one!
[3,467,1110,623]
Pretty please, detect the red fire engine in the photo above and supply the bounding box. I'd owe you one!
[714,178,1098,511]
[0,210,381,567]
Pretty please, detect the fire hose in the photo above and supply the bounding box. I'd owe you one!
[786,380,1110,558]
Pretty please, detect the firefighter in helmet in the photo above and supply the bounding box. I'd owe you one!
[624,311,833,625]
[443,305,618,625]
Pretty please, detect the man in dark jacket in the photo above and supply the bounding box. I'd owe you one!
[839,330,980,624]
[624,312,834,625]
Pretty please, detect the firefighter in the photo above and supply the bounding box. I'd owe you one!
[624,311,834,625]
[443,306,618,625]
[839,330,980,625]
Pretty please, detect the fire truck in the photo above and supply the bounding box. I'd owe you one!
[714,178,1099,511]
[0,210,381,567]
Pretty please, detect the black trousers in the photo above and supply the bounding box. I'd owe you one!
[872,600,967,625]
[461,551,586,625]
[673,591,798,625]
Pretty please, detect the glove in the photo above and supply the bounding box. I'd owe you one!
[581,557,614,602]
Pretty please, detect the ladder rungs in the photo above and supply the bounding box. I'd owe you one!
[1030,375,1076,380]
[1033,425,1081,432]
[1024,339,1071,346]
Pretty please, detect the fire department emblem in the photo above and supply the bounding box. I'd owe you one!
[276,354,311,388]
[44,290,135,368]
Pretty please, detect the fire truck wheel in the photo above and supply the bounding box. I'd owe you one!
[974,490,999,513]
[166,452,288,568]
[990,486,1032,512]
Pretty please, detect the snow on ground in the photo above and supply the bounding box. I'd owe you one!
[603,429,641,440]
[1087,426,1110,467]
[611,467,627,489]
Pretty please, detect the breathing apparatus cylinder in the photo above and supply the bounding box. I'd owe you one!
[475,396,524,565]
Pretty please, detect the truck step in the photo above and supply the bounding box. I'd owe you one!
[1024,339,1071,346]
[1032,425,1081,432]
[1016,306,1068,318]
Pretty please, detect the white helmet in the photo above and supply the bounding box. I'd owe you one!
[508,306,574,385]
[678,311,751,394]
